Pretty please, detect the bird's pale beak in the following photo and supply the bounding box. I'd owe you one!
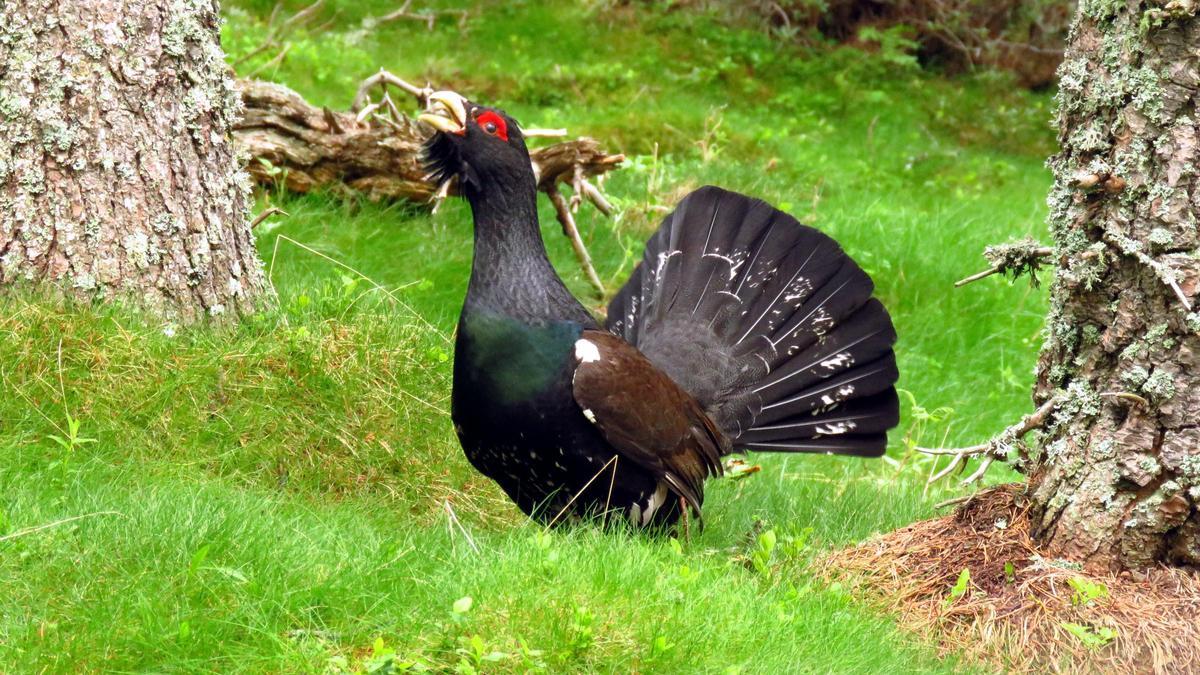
[419,91,468,136]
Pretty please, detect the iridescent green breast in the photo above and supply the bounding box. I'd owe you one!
[455,310,582,405]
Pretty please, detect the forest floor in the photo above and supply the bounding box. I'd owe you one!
[0,1,1066,672]
[818,485,1200,673]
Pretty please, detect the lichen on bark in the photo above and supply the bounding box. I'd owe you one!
[0,0,268,321]
[1028,1,1200,569]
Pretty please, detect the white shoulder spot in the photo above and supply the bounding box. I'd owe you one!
[574,338,601,363]
[582,408,597,424]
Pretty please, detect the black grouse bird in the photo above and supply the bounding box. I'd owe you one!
[420,91,899,528]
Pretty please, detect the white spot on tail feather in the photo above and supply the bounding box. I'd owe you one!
[575,339,601,363]
[821,352,854,370]
[653,250,681,279]
[815,421,857,435]
[640,482,669,526]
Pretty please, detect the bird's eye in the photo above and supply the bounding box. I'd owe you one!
[475,111,509,141]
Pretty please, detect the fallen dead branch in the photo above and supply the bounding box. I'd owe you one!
[814,485,1200,674]
[233,72,625,296]
[235,0,331,78]
[362,0,469,31]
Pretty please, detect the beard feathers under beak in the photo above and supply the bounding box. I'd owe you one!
[418,91,468,135]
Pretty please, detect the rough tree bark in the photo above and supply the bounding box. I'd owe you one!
[1027,0,1200,570]
[0,0,268,321]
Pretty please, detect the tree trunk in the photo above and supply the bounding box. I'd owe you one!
[0,0,268,321]
[1029,1,1200,570]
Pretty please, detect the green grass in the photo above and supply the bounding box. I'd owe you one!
[1,1,1055,671]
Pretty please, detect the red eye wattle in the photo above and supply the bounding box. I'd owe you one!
[475,111,508,141]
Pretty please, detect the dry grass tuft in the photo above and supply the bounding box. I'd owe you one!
[814,484,1200,674]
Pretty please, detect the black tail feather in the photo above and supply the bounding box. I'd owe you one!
[607,186,899,458]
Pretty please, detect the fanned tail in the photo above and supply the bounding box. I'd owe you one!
[607,186,899,456]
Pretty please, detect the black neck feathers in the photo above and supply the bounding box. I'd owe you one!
[463,166,595,327]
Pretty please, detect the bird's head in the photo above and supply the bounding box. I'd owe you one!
[419,91,532,199]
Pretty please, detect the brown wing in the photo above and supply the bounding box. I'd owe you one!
[570,329,729,515]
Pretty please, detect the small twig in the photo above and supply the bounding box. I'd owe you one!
[547,454,619,528]
[546,184,606,298]
[580,179,614,216]
[371,112,404,133]
[604,455,619,518]
[380,91,404,125]
[352,69,432,111]
[430,178,453,214]
[234,0,323,68]
[955,266,1006,287]
[369,0,468,31]
[928,453,966,482]
[0,511,122,543]
[322,107,345,135]
[1103,231,1194,311]
[250,206,289,229]
[934,494,975,510]
[354,102,382,123]
[278,0,325,34]
[233,42,276,68]
[245,43,291,79]
[271,235,450,343]
[443,500,480,554]
[956,243,1054,288]
[919,396,1060,485]
[961,456,995,485]
[570,165,585,213]
[1166,276,1193,311]
[920,444,990,457]
[266,1,284,28]
[1100,391,1149,407]
[522,128,569,138]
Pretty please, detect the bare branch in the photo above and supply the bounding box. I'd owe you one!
[352,69,433,111]
[354,102,382,124]
[367,0,469,31]
[278,0,325,34]
[961,456,995,485]
[244,43,291,79]
[250,206,289,229]
[1103,231,1195,311]
[580,179,615,216]
[928,453,967,482]
[956,239,1054,288]
[430,178,453,214]
[321,107,345,135]
[546,184,606,298]
[919,396,1061,485]
[233,41,276,68]
[1100,391,1149,407]
[236,0,324,69]
[934,494,975,509]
